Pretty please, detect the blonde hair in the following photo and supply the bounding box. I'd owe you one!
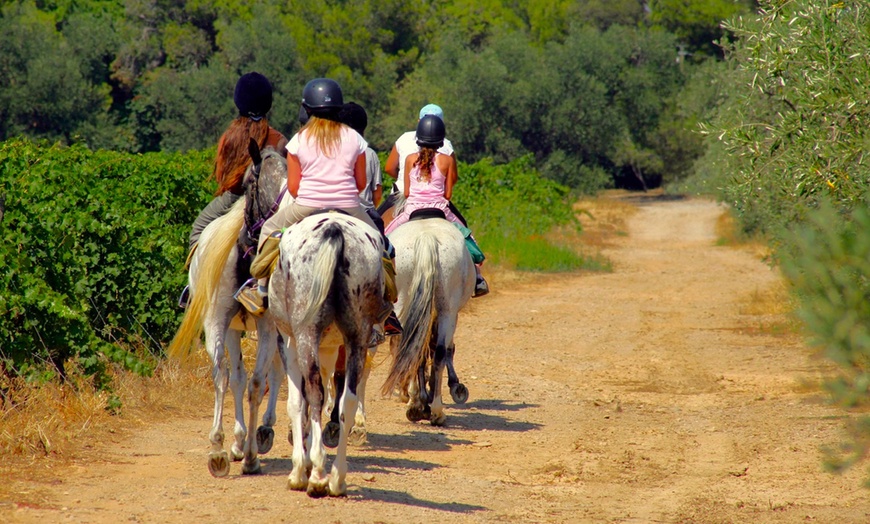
[300,116,343,157]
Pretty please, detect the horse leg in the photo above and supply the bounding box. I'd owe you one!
[256,347,283,455]
[348,348,374,446]
[328,339,365,497]
[323,344,345,449]
[226,331,248,461]
[446,343,469,404]
[406,361,430,422]
[428,341,448,426]
[242,320,278,474]
[299,329,330,497]
[204,315,233,477]
[283,331,311,491]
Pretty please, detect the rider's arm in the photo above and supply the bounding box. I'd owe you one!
[354,153,367,192]
[287,153,302,198]
[384,145,400,180]
[402,155,413,198]
[444,155,458,200]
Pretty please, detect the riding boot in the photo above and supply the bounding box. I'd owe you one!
[235,278,268,316]
[473,265,490,298]
[379,247,403,337]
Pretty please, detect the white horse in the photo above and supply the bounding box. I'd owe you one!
[167,146,286,478]
[241,211,386,497]
[382,213,475,426]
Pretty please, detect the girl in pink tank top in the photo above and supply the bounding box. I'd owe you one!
[384,146,461,234]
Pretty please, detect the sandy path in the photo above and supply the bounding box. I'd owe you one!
[3,196,868,523]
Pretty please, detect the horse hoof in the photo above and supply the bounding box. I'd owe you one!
[406,405,427,422]
[307,478,329,498]
[242,457,261,475]
[230,443,244,461]
[348,426,367,446]
[430,412,447,427]
[257,426,275,455]
[323,421,341,448]
[329,476,347,497]
[207,451,231,478]
[450,383,469,404]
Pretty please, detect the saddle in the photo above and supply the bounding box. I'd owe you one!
[409,208,446,221]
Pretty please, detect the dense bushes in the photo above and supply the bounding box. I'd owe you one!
[0,139,211,382]
[688,1,870,479]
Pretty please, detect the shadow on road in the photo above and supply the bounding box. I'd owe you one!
[349,486,488,514]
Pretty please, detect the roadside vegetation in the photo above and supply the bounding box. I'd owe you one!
[681,1,870,483]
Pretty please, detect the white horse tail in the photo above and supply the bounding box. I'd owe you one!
[167,200,245,360]
[382,231,439,396]
[299,221,343,327]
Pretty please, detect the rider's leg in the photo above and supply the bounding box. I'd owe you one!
[237,204,314,315]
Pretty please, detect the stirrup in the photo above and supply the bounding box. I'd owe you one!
[369,324,386,348]
[234,281,266,316]
[473,276,490,298]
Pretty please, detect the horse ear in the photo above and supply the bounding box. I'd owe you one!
[248,138,262,166]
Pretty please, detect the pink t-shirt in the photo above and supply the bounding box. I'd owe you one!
[286,125,367,208]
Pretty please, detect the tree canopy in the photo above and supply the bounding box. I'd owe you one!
[0,0,757,192]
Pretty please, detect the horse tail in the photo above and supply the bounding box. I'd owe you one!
[300,221,343,327]
[167,201,244,360]
[382,231,438,396]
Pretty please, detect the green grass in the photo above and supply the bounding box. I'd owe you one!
[479,233,609,273]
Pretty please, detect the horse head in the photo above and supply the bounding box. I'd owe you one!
[242,138,288,251]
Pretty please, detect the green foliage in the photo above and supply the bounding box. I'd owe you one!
[691,0,870,481]
[0,138,212,382]
[649,0,756,58]
[449,155,586,271]
[697,1,870,236]
[781,199,870,481]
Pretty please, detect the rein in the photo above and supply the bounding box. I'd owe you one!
[242,150,287,259]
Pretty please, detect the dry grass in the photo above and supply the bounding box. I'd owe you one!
[714,207,774,261]
[0,356,215,478]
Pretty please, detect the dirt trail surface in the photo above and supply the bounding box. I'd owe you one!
[4,196,868,523]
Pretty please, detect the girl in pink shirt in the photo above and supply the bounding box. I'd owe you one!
[386,115,489,297]
[239,79,403,333]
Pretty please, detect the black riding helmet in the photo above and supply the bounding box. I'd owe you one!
[234,72,273,120]
[301,78,343,117]
[416,114,445,149]
[338,102,367,136]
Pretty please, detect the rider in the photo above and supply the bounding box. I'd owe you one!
[236,78,403,334]
[338,101,385,236]
[380,104,468,227]
[386,115,489,297]
[179,72,287,307]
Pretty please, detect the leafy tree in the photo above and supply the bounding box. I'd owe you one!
[0,1,113,146]
[648,0,756,58]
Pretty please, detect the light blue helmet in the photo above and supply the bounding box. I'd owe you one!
[418,103,443,120]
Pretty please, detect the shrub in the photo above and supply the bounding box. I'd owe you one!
[0,139,212,383]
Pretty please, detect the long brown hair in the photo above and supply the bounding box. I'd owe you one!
[413,147,437,182]
[213,117,270,195]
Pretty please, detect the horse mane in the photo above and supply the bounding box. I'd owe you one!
[167,199,245,360]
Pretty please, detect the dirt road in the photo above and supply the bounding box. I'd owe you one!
[4,196,868,523]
